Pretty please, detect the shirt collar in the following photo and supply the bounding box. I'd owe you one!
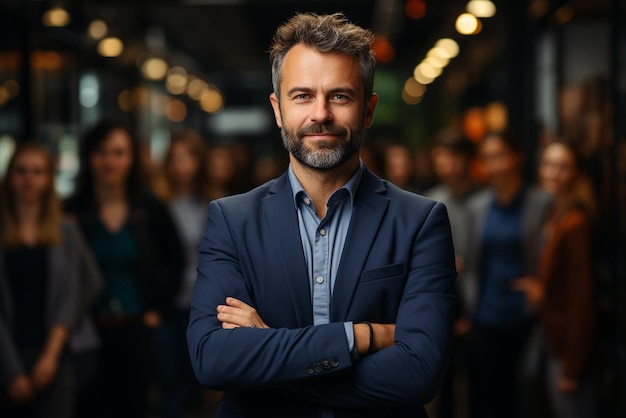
[288,161,364,210]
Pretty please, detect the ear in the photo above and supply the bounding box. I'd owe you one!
[269,93,282,128]
[364,93,379,128]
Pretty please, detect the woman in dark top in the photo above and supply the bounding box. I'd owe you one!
[462,132,551,418]
[0,142,100,418]
[65,120,184,418]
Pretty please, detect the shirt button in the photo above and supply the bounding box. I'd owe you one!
[303,197,311,205]
[315,275,324,284]
[319,228,327,236]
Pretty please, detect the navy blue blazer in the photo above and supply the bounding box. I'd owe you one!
[187,167,456,418]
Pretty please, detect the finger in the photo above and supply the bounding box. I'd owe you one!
[217,311,249,326]
[222,322,240,329]
[225,297,251,309]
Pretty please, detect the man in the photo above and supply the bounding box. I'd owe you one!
[187,12,456,418]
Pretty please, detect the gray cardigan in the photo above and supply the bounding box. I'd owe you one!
[460,186,552,319]
[0,219,102,385]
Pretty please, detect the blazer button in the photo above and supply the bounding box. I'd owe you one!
[321,360,331,370]
[305,365,315,375]
[314,364,323,373]
[329,358,339,368]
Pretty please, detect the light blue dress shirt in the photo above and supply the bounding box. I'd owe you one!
[288,163,363,344]
[288,163,363,417]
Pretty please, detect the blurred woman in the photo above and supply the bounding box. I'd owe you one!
[463,131,552,418]
[519,141,597,418]
[65,120,184,418]
[0,142,100,418]
[153,129,210,417]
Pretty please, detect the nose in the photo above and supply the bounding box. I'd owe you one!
[310,98,332,123]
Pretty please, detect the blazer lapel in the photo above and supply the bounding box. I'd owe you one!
[331,169,389,321]
[263,174,313,326]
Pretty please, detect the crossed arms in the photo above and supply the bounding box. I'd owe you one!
[187,199,456,408]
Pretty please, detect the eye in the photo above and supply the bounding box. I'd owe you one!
[330,94,350,102]
[293,93,312,101]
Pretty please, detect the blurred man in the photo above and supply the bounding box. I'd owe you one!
[425,128,479,418]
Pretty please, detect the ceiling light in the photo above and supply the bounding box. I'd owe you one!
[88,20,108,40]
[456,13,480,35]
[97,37,124,57]
[141,57,169,80]
[435,38,460,58]
[467,0,496,18]
[42,7,70,27]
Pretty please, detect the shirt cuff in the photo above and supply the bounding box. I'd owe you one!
[343,321,360,362]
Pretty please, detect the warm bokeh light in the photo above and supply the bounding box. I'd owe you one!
[424,55,448,69]
[466,0,496,18]
[484,101,508,132]
[42,7,70,27]
[132,86,149,107]
[435,38,460,58]
[165,66,188,95]
[117,89,134,112]
[98,37,124,57]
[200,88,224,113]
[402,89,423,105]
[141,57,169,80]
[187,78,208,100]
[403,77,426,98]
[0,87,9,106]
[462,107,487,142]
[555,5,574,24]
[372,36,395,64]
[166,99,188,122]
[88,20,108,40]
[405,0,427,20]
[413,64,435,85]
[31,51,63,70]
[529,0,550,19]
[456,13,480,35]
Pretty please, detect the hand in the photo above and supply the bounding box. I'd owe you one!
[7,374,34,404]
[557,376,579,393]
[217,297,269,329]
[511,276,543,306]
[31,352,58,390]
[143,310,162,328]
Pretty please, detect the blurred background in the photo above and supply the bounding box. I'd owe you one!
[0,0,625,417]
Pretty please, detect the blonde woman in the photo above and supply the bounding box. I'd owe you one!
[0,142,100,418]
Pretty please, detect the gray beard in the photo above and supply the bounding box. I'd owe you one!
[280,122,364,171]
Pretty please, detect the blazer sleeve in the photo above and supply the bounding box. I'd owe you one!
[187,200,354,390]
[558,217,596,379]
[283,202,457,407]
[0,315,25,385]
[48,222,81,330]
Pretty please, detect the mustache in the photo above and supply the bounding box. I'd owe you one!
[297,123,348,137]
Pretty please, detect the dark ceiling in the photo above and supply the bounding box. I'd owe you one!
[1,0,468,75]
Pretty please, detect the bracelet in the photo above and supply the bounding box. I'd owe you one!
[363,321,374,355]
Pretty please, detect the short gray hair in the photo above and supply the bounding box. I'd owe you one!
[269,12,376,101]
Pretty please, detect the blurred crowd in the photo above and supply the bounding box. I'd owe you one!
[0,118,599,418]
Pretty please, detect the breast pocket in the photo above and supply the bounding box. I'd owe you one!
[360,262,406,283]
[352,262,407,323]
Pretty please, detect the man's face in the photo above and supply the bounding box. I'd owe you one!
[270,44,378,171]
